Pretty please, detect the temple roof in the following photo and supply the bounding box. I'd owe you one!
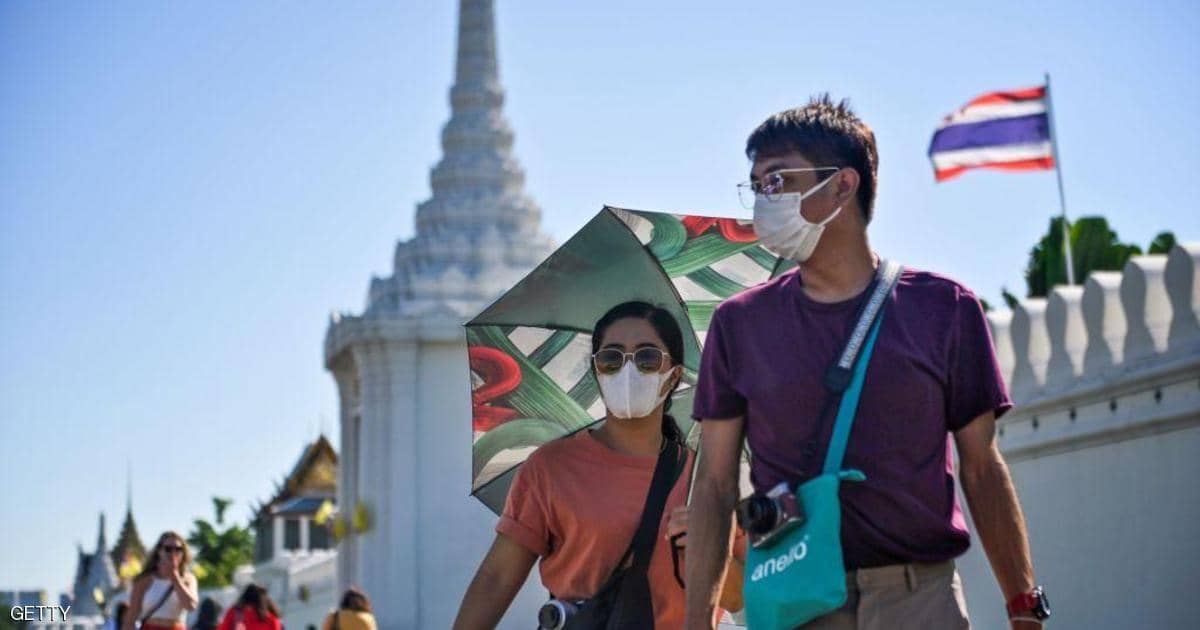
[110,505,146,573]
[71,514,117,615]
[253,435,338,522]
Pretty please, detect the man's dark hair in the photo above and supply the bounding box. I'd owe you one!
[745,94,879,223]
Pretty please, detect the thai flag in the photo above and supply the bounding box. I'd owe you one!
[928,86,1054,182]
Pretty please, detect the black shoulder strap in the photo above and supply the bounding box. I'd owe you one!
[590,439,685,595]
[140,581,175,623]
[627,440,686,571]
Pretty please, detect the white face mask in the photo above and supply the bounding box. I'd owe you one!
[597,362,676,419]
[752,173,841,262]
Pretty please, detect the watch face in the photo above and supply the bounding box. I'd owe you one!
[1035,588,1051,620]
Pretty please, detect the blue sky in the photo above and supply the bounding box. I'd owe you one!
[2,1,1197,592]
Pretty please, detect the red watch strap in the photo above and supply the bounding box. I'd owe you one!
[1006,590,1040,617]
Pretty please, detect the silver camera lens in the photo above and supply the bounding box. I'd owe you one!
[537,599,578,630]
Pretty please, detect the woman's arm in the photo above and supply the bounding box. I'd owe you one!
[320,613,331,630]
[122,578,147,630]
[451,534,537,630]
[170,572,199,611]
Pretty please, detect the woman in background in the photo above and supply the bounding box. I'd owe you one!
[217,584,281,630]
[124,532,199,630]
[191,598,223,630]
[321,588,376,630]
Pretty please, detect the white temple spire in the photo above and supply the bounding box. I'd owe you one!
[362,0,553,319]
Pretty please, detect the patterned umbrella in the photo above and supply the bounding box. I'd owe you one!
[466,206,792,514]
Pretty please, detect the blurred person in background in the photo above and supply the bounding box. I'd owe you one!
[321,588,376,630]
[124,532,199,630]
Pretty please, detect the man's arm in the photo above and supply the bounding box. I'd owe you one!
[954,411,1039,627]
[684,416,744,630]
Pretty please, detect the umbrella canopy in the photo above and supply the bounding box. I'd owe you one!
[466,206,793,514]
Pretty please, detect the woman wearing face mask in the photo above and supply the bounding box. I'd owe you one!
[454,301,731,629]
[123,532,199,630]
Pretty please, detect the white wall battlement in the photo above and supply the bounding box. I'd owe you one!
[988,242,1200,406]
[959,241,1200,630]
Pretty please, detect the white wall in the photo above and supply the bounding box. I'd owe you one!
[959,243,1200,629]
[957,425,1200,629]
[412,340,545,630]
[329,327,545,630]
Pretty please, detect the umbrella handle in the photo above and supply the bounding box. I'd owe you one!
[686,443,700,505]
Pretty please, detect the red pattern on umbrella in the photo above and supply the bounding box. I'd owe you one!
[682,216,718,237]
[469,346,522,431]
[717,219,756,242]
[682,216,757,242]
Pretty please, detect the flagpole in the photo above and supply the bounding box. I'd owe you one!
[1044,72,1076,286]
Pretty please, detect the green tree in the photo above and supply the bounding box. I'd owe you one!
[1001,286,1022,310]
[1,606,25,630]
[1148,231,1177,255]
[187,497,254,588]
[1025,216,1148,297]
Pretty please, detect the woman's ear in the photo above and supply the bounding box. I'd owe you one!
[658,365,681,396]
[669,364,683,389]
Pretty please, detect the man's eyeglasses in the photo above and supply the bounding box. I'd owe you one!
[737,167,841,209]
[592,347,670,375]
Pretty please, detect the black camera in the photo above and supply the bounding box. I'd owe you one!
[735,481,806,549]
[537,598,584,630]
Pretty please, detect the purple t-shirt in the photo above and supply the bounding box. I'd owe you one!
[693,266,1012,569]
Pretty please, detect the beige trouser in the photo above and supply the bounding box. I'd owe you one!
[799,560,971,630]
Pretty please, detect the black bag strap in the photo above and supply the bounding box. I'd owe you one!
[139,580,175,624]
[627,440,686,572]
[585,438,685,599]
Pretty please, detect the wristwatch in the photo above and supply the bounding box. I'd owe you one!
[1006,586,1051,621]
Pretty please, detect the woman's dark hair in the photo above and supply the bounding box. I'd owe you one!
[235,584,280,621]
[745,93,879,224]
[191,598,222,630]
[338,587,371,613]
[591,301,685,442]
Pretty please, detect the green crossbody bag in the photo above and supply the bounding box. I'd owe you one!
[743,260,902,629]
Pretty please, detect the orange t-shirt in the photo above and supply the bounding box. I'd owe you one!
[498,429,694,628]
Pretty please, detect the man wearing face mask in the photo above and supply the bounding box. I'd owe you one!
[683,96,1047,629]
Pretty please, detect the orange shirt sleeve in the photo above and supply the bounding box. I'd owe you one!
[496,456,552,556]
